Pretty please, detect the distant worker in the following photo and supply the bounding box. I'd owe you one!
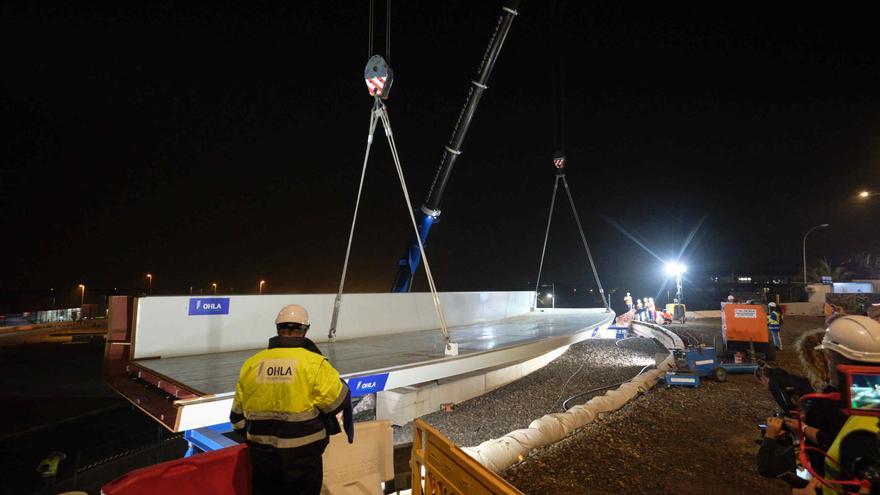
[36,451,65,494]
[624,292,633,311]
[768,302,783,350]
[636,298,644,321]
[230,304,353,495]
[727,294,735,304]
[647,298,656,322]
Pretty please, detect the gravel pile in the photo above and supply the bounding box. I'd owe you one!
[502,316,825,495]
[391,337,666,446]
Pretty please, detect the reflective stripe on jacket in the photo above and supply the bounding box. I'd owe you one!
[768,309,782,326]
[230,336,349,453]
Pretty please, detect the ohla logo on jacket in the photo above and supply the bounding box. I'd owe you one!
[256,359,298,383]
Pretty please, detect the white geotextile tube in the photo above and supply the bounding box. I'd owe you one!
[461,353,675,473]
[630,320,685,349]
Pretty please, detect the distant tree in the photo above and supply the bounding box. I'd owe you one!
[845,253,880,279]
[803,257,854,283]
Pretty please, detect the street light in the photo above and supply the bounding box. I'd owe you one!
[212,283,218,294]
[78,284,85,307]
[259,280,266,294]
[802,224,830,285]
[146,273,152,295]
[664,262,686,302]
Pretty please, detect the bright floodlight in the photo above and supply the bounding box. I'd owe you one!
[547,293,553,299]
[859,190,871,199]
[664,262,686,276]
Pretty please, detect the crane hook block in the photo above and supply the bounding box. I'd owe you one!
[553,151,566,173]
[364,54,393,99]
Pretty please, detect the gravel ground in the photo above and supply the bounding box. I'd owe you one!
[389,337,666,446]
[502,316,825,495]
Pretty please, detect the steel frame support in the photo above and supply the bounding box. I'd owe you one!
[183,422,237,457]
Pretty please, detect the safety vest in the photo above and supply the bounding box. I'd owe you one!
[230,336,348,452]
[768,310,782,327]
[823,415,880,494]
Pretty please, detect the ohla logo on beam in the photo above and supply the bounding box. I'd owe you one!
[347,373,389,397]
[188,298,231,316]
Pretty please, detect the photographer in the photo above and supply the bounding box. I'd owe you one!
[755,337,846,487]
[809,316,880,494]
[757,415,798,479]
[755,364,815,482]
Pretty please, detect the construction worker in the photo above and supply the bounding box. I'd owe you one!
[814,316,880,494]
[635,298,644,321]
[647,297,656,322]
[624,292,633,311]
[768,302,783,350]
[36,451,65,494]
[230,304,353,495]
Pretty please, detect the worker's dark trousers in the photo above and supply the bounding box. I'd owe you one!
[249,446,323,495]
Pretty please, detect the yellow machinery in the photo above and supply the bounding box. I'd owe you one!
[665,303,687,324]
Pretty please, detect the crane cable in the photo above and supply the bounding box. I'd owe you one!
[328,97,451,347]
[329,2,448,344]
[377,102,450,345]
[368,0,374,57]
[531,175,558,311]
[328,102,379,341]
[367,0,390,61]
[532,2,609,311]
[562,175,610,310]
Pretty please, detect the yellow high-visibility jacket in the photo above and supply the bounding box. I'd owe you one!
[230,336,349,454]
[823,415,879,494]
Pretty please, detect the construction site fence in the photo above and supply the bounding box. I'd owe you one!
[411,419,522,495]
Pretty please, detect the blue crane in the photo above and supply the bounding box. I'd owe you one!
[391,0,521,292]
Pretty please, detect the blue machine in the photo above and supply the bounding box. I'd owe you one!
[610,326,628,340]
[664,372,701,388]
[665,346,759,388]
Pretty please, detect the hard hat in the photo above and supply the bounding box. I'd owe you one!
[275,304,310,327]
[768,302,777,307]
[819,315,880,363]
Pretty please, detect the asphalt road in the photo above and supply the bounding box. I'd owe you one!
[0,330,186,495]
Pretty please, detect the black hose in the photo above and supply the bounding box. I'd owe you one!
[561,364,656,411]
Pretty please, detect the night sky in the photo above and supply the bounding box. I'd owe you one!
[2,1,879,310]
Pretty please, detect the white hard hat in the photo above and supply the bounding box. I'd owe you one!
[819,315,880,363]
[275,304,310,327]
[768,302,777,307]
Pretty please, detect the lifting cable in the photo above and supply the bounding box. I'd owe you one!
[532,171,608,311]
[532,175,558,310]
[329,7,451,348]
[532,5,609,311]
[366,0,390,61]
[329,96,450,348]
